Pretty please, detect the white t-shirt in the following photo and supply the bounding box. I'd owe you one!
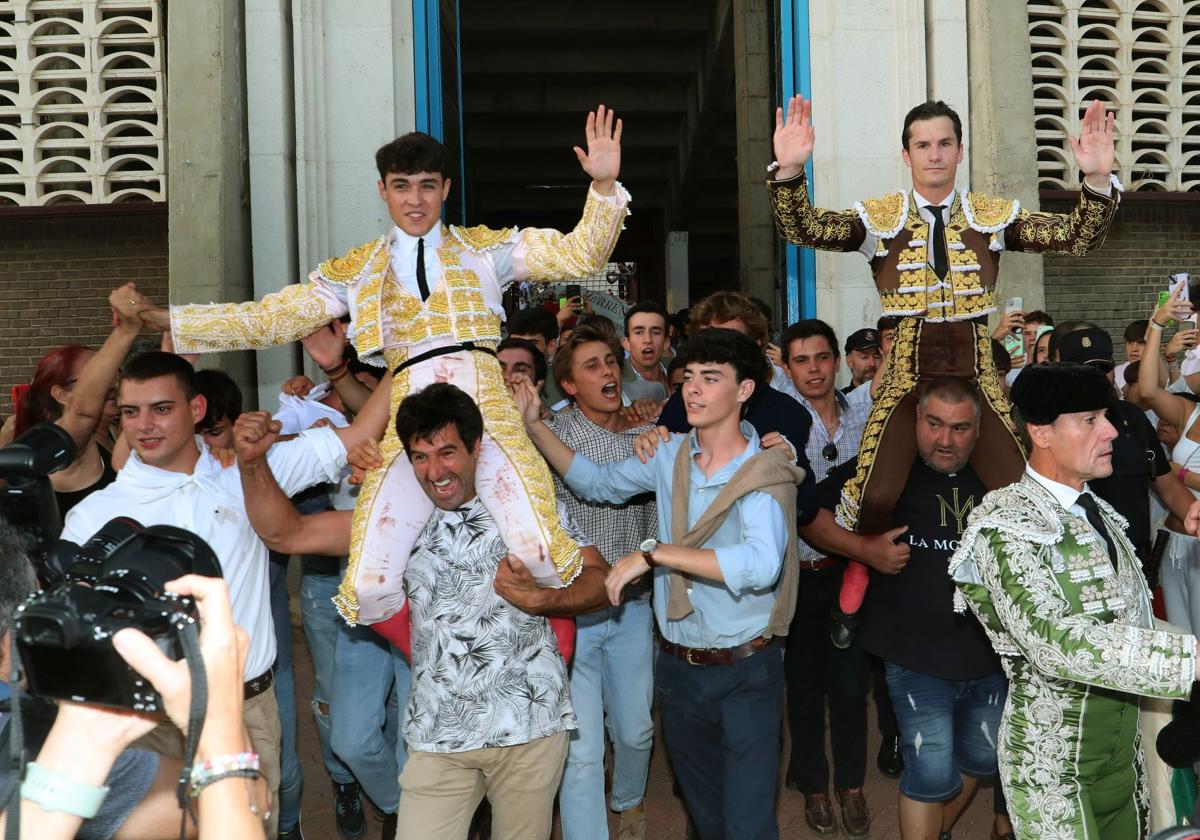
[62,429,348,680]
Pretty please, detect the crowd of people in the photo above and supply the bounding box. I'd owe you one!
[1,97,1199,840]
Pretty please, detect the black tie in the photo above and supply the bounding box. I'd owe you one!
[416,237,430,301]
[1076,491,1119,570]
[928,205,949,280]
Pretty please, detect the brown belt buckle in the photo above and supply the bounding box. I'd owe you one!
[685,646,703,666]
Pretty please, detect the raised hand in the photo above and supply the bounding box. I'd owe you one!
[573,104,622,195]
[1068,99,1116,190]
[233,410,281,465]
[108,282,151,329]
[773,95,815,180]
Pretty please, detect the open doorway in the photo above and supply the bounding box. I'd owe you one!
[449,0,740,307]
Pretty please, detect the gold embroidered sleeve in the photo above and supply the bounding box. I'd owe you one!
[766,171,866,252]
[972,527,1196,699]
[513,184,630,282]
[169,281,344,354]
[1005,183,1118,256]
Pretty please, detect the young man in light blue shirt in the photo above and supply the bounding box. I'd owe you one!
[518,328,806,840]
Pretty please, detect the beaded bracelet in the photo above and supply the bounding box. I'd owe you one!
[189,752,260,798]
[190,768,262,799]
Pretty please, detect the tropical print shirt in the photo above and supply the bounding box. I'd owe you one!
[402,496,582,753]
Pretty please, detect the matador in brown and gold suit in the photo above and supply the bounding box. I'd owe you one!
[768,97,1121,535]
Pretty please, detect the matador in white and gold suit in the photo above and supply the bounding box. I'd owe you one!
[157,114,629,648]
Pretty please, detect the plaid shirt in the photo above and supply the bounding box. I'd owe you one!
[796,388,870,561]
[547,405,658,601]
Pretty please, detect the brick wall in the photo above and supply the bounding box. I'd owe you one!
[1042,198,1200,362]
[0,212,168,419]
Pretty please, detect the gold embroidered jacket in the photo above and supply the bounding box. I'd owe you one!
[168,185,631,369]
[767,172,1119,322]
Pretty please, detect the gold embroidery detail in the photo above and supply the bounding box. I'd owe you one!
[171,283,334,354]
[448,224,518,252]
[318,238,386,285]
[836,317,920,529]
[766,173,860,249]
[1009,186,1118,256]
[965,193,1018,231]
[522,188,628,281]
[858,192,907,238]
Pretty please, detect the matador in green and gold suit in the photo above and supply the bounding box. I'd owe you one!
[951,467,1197,839]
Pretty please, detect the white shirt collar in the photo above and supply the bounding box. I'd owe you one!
[1025,464,1088,511]
[912,188,957,210]
[388,223,445,256]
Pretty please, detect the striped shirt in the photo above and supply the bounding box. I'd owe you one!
[547,405,658,601]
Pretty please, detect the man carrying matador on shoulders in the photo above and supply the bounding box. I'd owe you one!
[767,95,1122,617]
[135,106,629,646]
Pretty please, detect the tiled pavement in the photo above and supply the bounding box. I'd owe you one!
[284,571,997,839]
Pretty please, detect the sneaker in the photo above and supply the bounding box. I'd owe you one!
[617,804,646,840]
[331,780,366,840]
[278,822,305,840]
[803,791,838,835]
[835,788,870,840]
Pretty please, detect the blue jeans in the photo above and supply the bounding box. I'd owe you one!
[656,643,784,840]
[268,552,303,831]
[330,620,411,814]
[558,600,655,839]
[885,663,1007,803]
[300,556,354,785]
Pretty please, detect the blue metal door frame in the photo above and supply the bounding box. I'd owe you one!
[778,0,816,322]
[413,0,466,212]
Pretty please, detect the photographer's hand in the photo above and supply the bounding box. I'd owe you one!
[113,575,249,755]
[0,702,158,840]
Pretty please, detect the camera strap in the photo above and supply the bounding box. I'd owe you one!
[4,632,24,840]
[175,620,206,840]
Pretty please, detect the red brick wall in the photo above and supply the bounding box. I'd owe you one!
[0,212,169,419]
[1042,198,1200,361]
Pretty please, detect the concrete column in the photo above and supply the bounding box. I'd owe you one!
[807,0,929,380]
[666,231,690,312]
[732,0,775,305]
[966,2,1045,315]
[924,0,970,178]
[246,0,301,408]
[166,0,256,399]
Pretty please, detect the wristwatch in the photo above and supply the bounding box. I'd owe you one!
[639,538,658,567]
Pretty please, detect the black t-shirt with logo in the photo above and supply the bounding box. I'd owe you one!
[818,457,1001,680]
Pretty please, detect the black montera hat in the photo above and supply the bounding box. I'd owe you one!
[1010,363,1113,426]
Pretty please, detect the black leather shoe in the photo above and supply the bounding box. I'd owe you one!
[877,735,904,778]
[830,608,859,650]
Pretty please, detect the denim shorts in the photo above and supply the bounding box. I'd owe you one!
[885,663,1007,803]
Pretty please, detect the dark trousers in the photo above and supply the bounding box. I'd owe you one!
[656,644,783,840]
[784,565,869,792]
[873,655,900,739]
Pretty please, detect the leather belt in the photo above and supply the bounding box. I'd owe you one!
[660,636,776,666]
[244,669,274,700]
[392,342,497,376]
[797,557,839,571]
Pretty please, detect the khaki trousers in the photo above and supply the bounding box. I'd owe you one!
[134,688,282,836]
[396,730,570,840]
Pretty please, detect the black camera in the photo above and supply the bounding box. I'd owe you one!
[0,423,76,558]
[15,518,222,711]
